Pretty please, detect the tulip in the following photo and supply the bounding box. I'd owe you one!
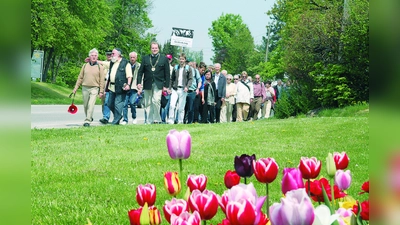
[163,198,189,224]
[149,206,162,225]
[136,183,156,207]
[253,158,279,184]
[352,200,369,221]
[188,189,219,221]
[217,218,231,225]
[336,208,354,225]
[164,171,181,197]
[281,168,304,195]
[313,204,340,225]
[166,129,191,159]
[269,188,315,225]
[234,154,256,183]
[224,170,240,189]
[128,208,142,225]
[226,199,257,225]
[359,180,369,194]
[170,211,201,225]
[298,157,322,179]
[186,174,207,192]
[333,152,350,170]
[305,178,347,202]
[326,153,337,177]
[217,191,229,214]
[335,170,352,191]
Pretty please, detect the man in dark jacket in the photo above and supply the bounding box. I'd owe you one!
[137,42,170,124]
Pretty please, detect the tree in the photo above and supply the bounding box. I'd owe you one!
[208,14,254,74]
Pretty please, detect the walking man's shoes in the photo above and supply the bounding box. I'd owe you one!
[99,118,108,124]
[83,123,90,127]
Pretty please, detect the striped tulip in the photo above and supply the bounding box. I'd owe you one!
[166,129,191,159]
[136,183,156,207]
[298,157,322,179]
[226,198,257,225]
[164,171,181,197]
[253,157,279,183]
[163,198,189,224]
[186,174,208,192]
[149,206,162,225]
[188,189,219,220]
[333,152,350,170]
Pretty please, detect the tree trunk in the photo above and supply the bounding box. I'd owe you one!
[43,47,54,82]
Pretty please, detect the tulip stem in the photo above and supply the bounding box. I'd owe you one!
[244,177,247,184]
[202,220,207,225]
[179,159,183,176]
[266,183,269,218]
[330,178,335,208]
[307,178,311,197]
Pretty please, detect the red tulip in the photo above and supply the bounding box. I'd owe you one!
[224,170,240,189]
[136,184,156,207]
[226,199,256,225]
[164,171,181,197]
[163,198,189,224]
[218,218,231,225]
[256,213,269,225]
[188,189,219,220]
[359,180,369,194]
[252,158,279,183]
[298,157,321,179]
[149,206,162,225]
[305,177,347,202]
[333,152,350,170]
[281,168,304,195]
[186,174,207,192]
[352,200,369,220]
[128,208,142,225]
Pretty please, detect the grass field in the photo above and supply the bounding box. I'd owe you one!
[31,102,369,224]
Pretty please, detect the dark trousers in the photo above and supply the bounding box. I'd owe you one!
[215,91,222,123]
[193,94,201,123]
[108,91,126,124]
[123,89,138,122]
[185,91,196,124]
[201,103,215,123]
[232,103,237,122]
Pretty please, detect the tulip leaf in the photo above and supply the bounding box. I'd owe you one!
[321,185,340,225]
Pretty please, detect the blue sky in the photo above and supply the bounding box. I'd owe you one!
[148,0,275,65]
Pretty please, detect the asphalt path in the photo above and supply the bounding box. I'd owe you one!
[31,105,146,129]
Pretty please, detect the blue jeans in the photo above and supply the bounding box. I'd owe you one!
[123,89,138,122]
[185,91,196,124]
[161,94,170,123]
[102,92,111,120]
[108,91,126,124]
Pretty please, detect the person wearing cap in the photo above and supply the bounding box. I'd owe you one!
[120,51,141,125]
[107,48,133,125]
[137,41,170,124]
[72,48,105,127]
[167,53,193,124]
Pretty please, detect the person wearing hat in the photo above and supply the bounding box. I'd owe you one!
[107,48,133,125]
[72,48,105,127]
[137,41,170,124]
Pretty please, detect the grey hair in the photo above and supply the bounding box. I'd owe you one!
[129,51,138,57]
[227,74,233,79]
[88,48,99,56]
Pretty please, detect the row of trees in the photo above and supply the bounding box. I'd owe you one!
[208,0,368,114]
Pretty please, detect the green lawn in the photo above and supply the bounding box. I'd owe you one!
[31,106,369,224]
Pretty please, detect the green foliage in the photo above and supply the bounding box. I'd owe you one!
[208,14,254,74]
[56,62,83,88]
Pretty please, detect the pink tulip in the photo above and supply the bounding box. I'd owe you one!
[166,129,191,159]
[163,198,189,224]
[170,211,201,225]
[269,188,315,225]
[335,170,352,190]
[226,198,257,225]
[333,152,350,170]
[281,168,305,195]
[186,174,207,192]
[136,184,156,207]
[252,157,279,184]
[298,157,322,179]
[188,189,219,220]
[217,191,229,214]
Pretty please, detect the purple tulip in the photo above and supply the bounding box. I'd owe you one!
[335,170,352,190]
[269,188,315,225]
[281,168,305,195]
[166,129,191,159]
[234,154,256,178]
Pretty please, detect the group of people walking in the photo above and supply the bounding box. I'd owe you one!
[72,41,286,126]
